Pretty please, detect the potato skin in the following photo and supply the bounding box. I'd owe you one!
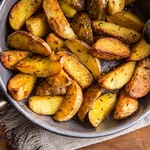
[92,37,130,60]
[0,50,32,70]
[8,73,37,101]
[7,31,51,56]
[125,59,150,98]
[114,90,138,120]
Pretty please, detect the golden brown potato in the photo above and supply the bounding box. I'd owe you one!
[50,51,69,61]
[92,37,130,60]
[54,81,83,121]
[125,0,136,6]
[35,80,67,96]
[106,10,144,32]
[125,59,150,98]
[8,73,37,101]
[29,96,64,115]
[114,90,138,120]
[129,38,150,61]
[0,50,32,70]
[78,84,103,122]
[43,0,76,39]
[15,56,62,77]
[98,62,136,90]
[7,31,51,56]
[65,39,101,80]
[9,0,43,30]
[71,12,93,46]
[26,13,50,37]
[108,0,125,15]
[87,0,108,20]
[92,21,141,44]
[88,93,117,127]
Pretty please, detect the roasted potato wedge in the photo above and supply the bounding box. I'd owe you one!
[88,93,117,127]
[92,21,141,44]
[125,0,136,6]
[78,84,104,122]
[9,0,43,30]
[129,38,150,61]
[106,10,144,32]
[93,35,108,43]
[71,12,93,46]
[26,13,50,37]
[54,81,83,121]
[114,90,138,120]
[7,31,51,56]
[98,62,136,90]
[125,59,150,98]
[65,39,101,80]
[92,37,130,60]
[50,51,69,61]
[43,0,76,39]
[0,50,32,70]
[108,0,125,15]
[29,96,64,115]
[8,73,37,101]
[87,0,108,21]
[35,80,67,96]
[16,56,62,77]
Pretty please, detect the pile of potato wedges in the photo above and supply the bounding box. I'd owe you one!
[0,0,150,128]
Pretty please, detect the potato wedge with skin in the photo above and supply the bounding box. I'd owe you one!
[65,39,101,80]
[98,62,136,90]
[125,0,136,6]
[26,13,50,37]
[8,73,37,101]
[125,59,150,98]
[7,31,51,56]
[29,96,64,115]
[129,38,150,61]
[92,38,130,60]
[0,50,32,70]
[54,81,83,121]
[35,80,67,96]
[114,90,138,120]
[106,10,144,32]
[92,21,141,44]
[78,84,104,122]
[50,51,69,61]
[89,93,117,127]
[9,0,43,30]
[43,0,76,39]
[16,56,62,77]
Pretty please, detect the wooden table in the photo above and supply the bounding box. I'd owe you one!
[0,125,150,150]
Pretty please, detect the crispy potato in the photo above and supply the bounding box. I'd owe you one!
[88,93,117,127]
[87,0,108,20]
[50,51,69,61]
[62,52,93,88]
[106,10,144,32]
[9,0,43,30]
[54,81,83,121]
[26,13,50,37]
[92,21,141,44]
[108,0,125,15]
[125,0,136,6]
[71,12,93,46]
[129,38,150,61]
[46,33,69,52]
[43,0,76,39]
[0,50,32,70]
[125,59,150,98]
[58,0,77,18]
[92,38,130,60]
[29,96,64,115]
[16,56,62,77]
[46,70,72,87]
[7,31,51,56]
[98,62,136,90]
[78,84,103,122]
[114,90,138,120]
[8,73,37,101]
[35,80,67,96]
